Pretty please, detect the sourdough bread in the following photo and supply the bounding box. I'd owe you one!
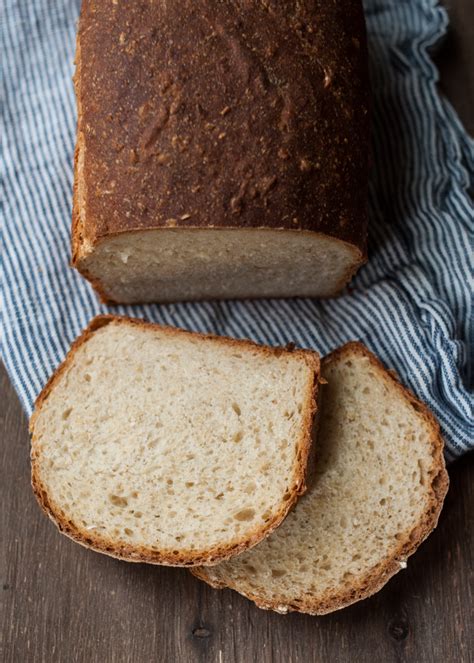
[30,315,320,566]
[72,1,369,303]
[192,342,448,612]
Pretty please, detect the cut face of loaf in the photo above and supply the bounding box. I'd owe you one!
[30,315,320,566]
[75,227,363,304]
[72,0,369,304]
[192,343,449,613]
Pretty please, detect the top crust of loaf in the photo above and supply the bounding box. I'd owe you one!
[192,342,449,612]
[30,315,320,566]
[72,0,369,263]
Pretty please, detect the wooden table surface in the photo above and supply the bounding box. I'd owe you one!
[2,2,473,661]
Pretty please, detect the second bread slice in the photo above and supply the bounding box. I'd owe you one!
[192,342,448,611]
[30,315,319,566]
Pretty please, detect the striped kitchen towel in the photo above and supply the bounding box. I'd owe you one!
[1,0,473,461]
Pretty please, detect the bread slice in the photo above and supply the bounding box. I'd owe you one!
[30,315,319,566]
[192,342,449,613]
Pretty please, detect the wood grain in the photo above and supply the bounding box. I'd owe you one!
[1,0,473,660]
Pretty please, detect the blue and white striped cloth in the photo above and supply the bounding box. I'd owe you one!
[1,1,473,461]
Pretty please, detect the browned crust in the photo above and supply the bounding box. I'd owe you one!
[71,137,84,268]
[71,0,369,303]
[71,33,85,268]
[30,315,320,567]
[72,228,366,305]
[191,341,449,613]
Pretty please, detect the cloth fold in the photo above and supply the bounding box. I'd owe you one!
[1,0,473,460]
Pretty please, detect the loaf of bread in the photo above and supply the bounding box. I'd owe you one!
[72,1,369,303]
[192,342,449,613]
[29,315,320,566]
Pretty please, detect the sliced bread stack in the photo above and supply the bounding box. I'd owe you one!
[29,317,448,613]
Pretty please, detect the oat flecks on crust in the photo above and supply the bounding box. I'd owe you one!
[191,342,449,613]
[71,1,369,282]
[30,315,320,567]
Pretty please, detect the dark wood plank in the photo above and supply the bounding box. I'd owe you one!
[2,367,473,663]
[2,0,473,660]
